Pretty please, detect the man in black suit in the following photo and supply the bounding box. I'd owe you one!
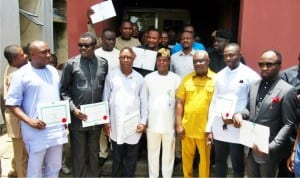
[278,52,300,177]
[233,49,298,177]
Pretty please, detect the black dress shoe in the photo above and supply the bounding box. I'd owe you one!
[99,157,108,166]
[8,170,17,177]
[174,157,182,167]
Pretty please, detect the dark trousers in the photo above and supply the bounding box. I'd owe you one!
[111,140,140,177]
[246,151,278,177]
[69,128,100,177]
[214,140,244,177]
[278,157,295,177]
[277,139,295,177]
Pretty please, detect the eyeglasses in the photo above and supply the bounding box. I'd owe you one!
[78,43,94,48]
[258,62,281,68]
[119,56,133,60]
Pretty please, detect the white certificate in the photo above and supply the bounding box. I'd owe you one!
[81,101,110,127]
[132,47,157,71]
[240,120,270,154]
[123,111,139,139]
[90,0,116,24]
[212,116,241,144]
[214,95,237,118]
[37,100,71,127]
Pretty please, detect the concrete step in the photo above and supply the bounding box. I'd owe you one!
[51,146,232,177]
[99,158,184,177]
[1,132,233,177]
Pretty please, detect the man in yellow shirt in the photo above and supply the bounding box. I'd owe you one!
[176,50,215,177]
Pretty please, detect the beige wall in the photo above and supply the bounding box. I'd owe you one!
[54,22,68,64]
[0,0,21,124]
[53,0,68,64]
[19,0,68,65]
[19,0,43,47]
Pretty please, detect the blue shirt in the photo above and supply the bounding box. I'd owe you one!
[5,63,67,153]
[171,42,206,55]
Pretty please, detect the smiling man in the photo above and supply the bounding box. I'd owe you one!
[5,41,68,177]
[103,47,147,177]
[206,43,260,177]
[175,50,215,177]
[60,32,108,177]
[233,49,298,177]
[144,48,181,177]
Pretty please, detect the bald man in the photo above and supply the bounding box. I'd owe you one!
[206,43,260,177]
[5,41,68,177]
[176,50,215,177]
[233,49,297,177]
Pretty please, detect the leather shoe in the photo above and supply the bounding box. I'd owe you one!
[8,170,17,177]
[99,157,108,166]
[61,165,71,174]
[174,157,181,167]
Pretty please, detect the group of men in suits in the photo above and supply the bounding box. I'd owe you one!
[206,42,298,177]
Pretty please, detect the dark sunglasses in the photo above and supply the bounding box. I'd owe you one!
[258,62,281,68]
[78,43,94,48]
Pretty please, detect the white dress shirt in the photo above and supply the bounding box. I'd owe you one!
[145,71,181,133]
[5,64,68,152]
[206,63,261,133]
[103,68,148,144]
[95,47,120,71]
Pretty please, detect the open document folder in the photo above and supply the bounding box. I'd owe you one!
[240,120,270,154]
[122,111,139,139]
[213,118,270,154]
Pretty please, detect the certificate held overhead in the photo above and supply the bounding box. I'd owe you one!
[89,0,116,24]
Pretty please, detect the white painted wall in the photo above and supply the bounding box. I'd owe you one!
[0,0,21,124]
[0,0,54,125]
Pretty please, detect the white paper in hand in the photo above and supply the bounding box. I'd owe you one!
[90,0,116,24]
[239,120,270,154]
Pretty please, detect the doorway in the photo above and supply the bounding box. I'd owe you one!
[112,0,241,47]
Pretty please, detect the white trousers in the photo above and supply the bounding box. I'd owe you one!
[26,144,62,178]
[147,131,175,178]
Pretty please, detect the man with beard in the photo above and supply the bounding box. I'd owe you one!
[233,50,297,177]
[115,20,141,50]
[208,29,245,73]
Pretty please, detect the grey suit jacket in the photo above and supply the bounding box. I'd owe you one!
[241,77,297,163]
